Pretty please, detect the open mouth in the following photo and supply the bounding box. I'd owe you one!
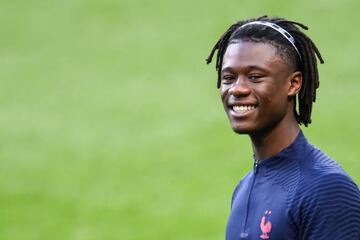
[232,105,256,113]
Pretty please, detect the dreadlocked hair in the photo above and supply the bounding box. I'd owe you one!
[206,16,324,127]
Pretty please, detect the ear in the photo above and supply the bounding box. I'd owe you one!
[288,71,302,97]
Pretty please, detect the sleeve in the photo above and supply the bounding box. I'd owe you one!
[291,173,360,240]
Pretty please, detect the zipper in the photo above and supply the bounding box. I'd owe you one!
[240,160,260,239]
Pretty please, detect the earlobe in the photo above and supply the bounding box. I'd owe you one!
[288,71,302,97]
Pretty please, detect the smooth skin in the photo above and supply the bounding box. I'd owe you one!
[220,40,303,160]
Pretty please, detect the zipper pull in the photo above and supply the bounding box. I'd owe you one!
[254,160,259,174]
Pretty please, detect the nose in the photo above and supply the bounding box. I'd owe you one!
[229,78,251,97]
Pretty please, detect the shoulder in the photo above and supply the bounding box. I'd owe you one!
[231,172,252,208]
[289,141,360,239]
[296,143,360,211]
[290,171,360,239]
[298,141,352,182]
[300,171,360,204]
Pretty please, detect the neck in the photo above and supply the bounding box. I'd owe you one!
[250,114,300,161]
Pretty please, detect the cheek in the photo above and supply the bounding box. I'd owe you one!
[257,82,287,104]
[220,86,229,102]
[254,85,275,104]
[255,89,289,120]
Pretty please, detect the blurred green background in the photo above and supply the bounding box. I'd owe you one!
[1,0,359,239]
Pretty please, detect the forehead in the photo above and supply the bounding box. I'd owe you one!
[222,41,289,71]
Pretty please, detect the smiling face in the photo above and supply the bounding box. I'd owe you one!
[220,40,300,135]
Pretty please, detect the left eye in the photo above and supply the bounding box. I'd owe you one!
[248,75,262,81]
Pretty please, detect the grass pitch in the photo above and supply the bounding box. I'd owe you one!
[1,0,359,239]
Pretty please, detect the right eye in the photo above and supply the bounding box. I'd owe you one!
[221,75,235,84]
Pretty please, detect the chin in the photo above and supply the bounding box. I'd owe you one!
[227,115,257,135]
[230,124,254,135]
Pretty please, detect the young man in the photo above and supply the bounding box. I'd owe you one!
[206,16,360,240]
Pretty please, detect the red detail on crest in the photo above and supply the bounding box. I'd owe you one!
[260,210,272,239]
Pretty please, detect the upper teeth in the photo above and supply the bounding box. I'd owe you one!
[233,105,255,113]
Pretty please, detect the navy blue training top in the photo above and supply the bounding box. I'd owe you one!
[226,132,360,240]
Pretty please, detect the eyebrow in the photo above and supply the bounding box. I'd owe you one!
[221,65,268,73]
